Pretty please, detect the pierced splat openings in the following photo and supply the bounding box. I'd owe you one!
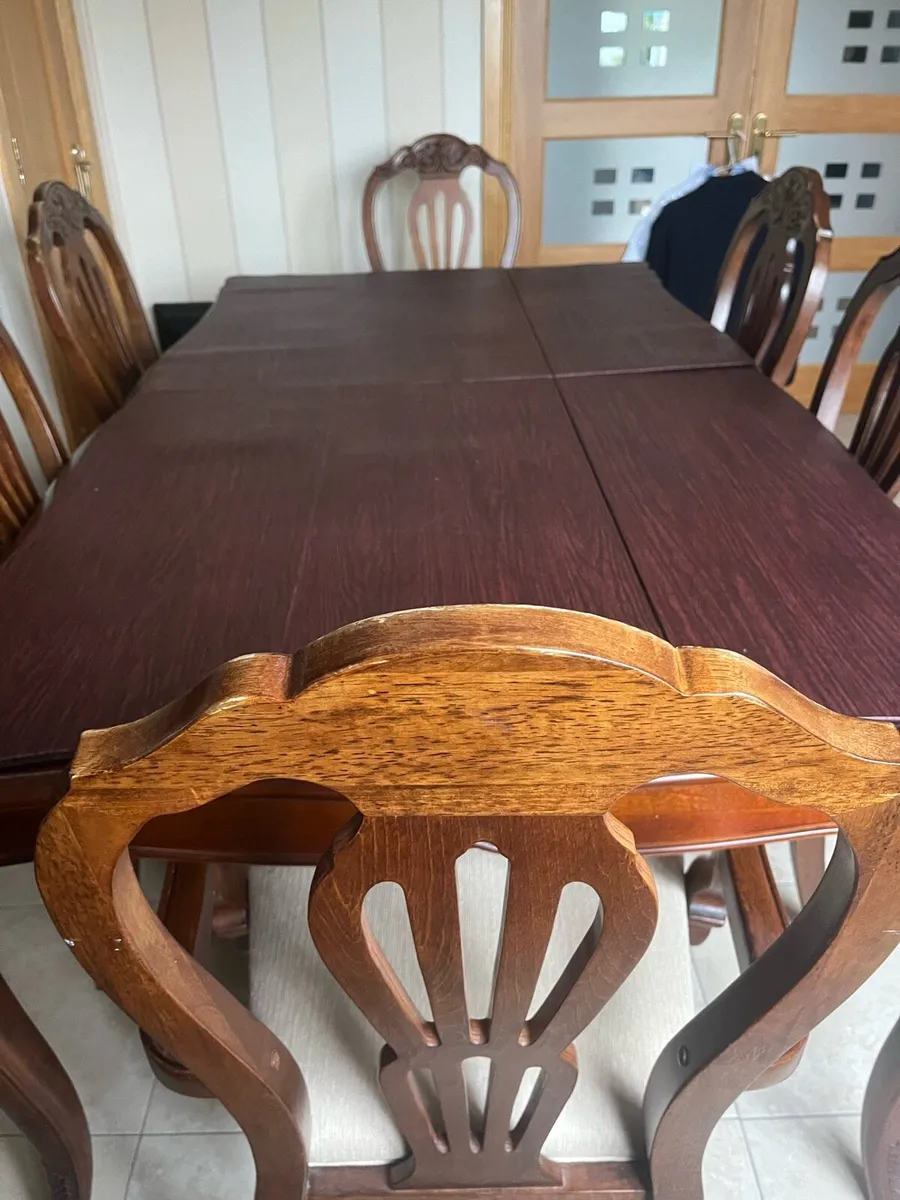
[527,882,603,1028]
[362,881,433,1022]
[456,846,509,1024]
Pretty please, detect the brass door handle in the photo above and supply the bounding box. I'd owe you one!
[750,113,797,162]
[10,136,26,189]
[705,111,744,167]
[71,144,92,203]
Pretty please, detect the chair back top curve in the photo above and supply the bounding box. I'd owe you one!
[810,246,900,497]
[711,167,832,387]
[362,134,521,271]
[34,605,900,1195]
[0,317,68,557]
[26,181,157,446]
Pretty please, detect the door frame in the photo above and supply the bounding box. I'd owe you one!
[481,0,765,267]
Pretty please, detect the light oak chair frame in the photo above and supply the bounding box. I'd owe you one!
[34,605,900,1200]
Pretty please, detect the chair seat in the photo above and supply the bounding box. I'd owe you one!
[249,851,693,1167]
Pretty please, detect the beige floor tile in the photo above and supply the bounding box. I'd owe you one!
[743,1116,864,1199]
[702,1121,763,1199]
[126,1133,255,1200]
[0,905,155,1134]
[0,1134,137,1200]
[143,1082,239,1135]
[0,864,41,907]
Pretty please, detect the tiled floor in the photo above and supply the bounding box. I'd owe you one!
[0,848,894,1199]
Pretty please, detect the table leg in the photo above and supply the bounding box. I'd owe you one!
[0,969,91,1200]
[864,1015,900,1199]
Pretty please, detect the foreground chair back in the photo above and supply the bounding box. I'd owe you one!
[27,181,157,446]
[811,246,900,497]
[35,606,900,1200]
[0,317,67,557]
[363,134,521,270]
[711,167,832,387]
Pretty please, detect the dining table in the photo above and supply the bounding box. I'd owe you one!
[1,262,899,861]
[3,260,900,1198]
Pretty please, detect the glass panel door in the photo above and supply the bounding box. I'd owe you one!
[750,0,900,411]
[500,0,763,265]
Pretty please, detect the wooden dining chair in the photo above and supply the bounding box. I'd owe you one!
[34,605,900,1200]
[27,180,158,447]
[0,316,68,558]
[362,134,521,271]
[711,166,832,387]
[811,243,900,457]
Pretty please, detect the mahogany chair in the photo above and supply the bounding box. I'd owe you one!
[34,605,900,1200]
[711,166,832,387]
[27,180,158,448]
[0,316,67,558]
[362,134,521,271]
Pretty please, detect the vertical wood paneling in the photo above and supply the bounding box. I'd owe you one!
[442,0,483,266]
[0,175,59,483]
[262,0,340,274]
[77,0,483,287]
[74,0,188,306]
[145,0,237,299]
[321,0,388,272]
[381,0,443,270]
[205,0,288,275]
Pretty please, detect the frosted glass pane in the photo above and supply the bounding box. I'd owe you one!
[788,0,900,93]
[548,0,723,98]
[543,136,708,244]
[776,134,900,237]
[799,270,900,366]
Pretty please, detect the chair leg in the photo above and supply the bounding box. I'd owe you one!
[141,861,251,1095]
[791,836,827,907]
[863,1014,900,1200]
[0,969,92,1200]
[685,854,727,945]
[722,845,808,1087]
[141,861,215,1097]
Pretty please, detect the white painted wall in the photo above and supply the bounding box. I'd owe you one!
[0,174,65,487]
[73,0,483,309]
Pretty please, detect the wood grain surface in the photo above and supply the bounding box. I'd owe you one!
[561,367,900,719]
[0,378,657,768]
[510,264,753,376]
[161,270,550,385]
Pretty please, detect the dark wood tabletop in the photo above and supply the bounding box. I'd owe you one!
[0,263,896,788]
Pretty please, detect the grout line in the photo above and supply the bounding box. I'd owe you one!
[738,1110,863,1121]
[124,1077,156,1197]
[737,1116,767,1199]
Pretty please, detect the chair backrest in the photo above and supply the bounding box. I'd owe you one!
[35,606,900,1196]
[809,247,900,497]
[26,181,157,445]
[363,134,521,271]
[0,317,67,556]
[711,167,832,387]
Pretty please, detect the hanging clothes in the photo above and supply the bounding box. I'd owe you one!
[645,170,767,320]
[622,157,759,263]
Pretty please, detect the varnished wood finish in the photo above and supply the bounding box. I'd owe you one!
[0,378,657,767]
[34,605,900,1198]
[812,246,900,433]
[0,316,67,556]
[164,271,550,385]
[711,168,832,387]
[509,264,752,376]
[362,134,521,270]
[721,845,807,1088]
[684,855,726,946]
[27,180,157,445]
[0,970,92,1200]
[561,367,900,719]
